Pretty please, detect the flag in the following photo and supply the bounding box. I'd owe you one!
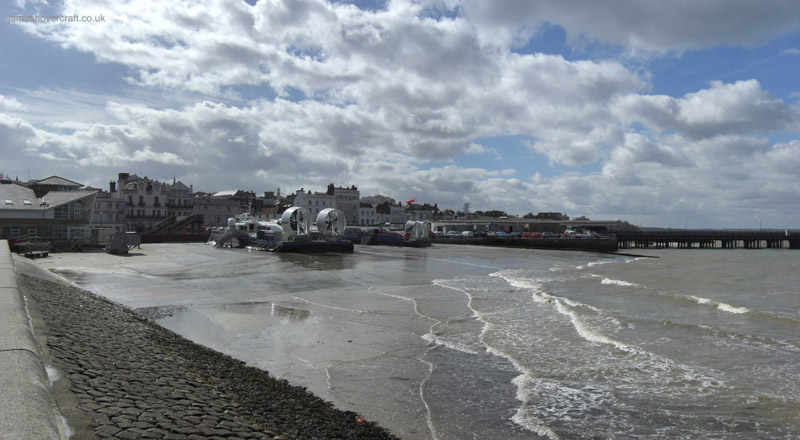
[406,198,415,205]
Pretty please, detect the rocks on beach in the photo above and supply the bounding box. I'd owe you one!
[20,274,397,440]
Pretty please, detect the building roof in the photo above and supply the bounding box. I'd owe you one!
[170,181,190,190]
[31,176,83,187]
[212,189,241,197]
[0,182,38,210]
[0,182,97,211]
[193,197,241,206]
[41,190,99,208]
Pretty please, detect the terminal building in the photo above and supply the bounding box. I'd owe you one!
[0,176,99,242]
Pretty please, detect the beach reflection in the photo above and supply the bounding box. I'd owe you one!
[272,304,310,321]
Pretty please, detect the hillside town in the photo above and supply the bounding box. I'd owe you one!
[0,171,637,244]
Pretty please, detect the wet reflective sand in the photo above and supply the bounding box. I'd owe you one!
[36,243,546,439]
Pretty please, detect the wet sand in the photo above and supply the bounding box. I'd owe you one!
[17,256,396,439]
[28,243,576,439]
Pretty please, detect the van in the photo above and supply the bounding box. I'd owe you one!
[461,230,474,238]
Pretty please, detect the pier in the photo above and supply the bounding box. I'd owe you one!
[615,230,800,250]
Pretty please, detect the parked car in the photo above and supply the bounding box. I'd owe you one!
[446,231,461,238]
[473,230,488,238]
[461,230,474,238]
[507,232,521,238]
[496,231,508,238]
[542,232,557,238]
[523,232,543,238]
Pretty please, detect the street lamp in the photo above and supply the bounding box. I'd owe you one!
[40,202,48,239]
[684,218,688,230]
[758,217,763,230]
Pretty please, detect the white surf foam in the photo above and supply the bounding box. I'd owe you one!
[433,278,560,439]
[600,277,642,288]
[689,296,750,314]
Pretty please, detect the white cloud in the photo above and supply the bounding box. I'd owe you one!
[612,80,798,139]
[0,95,25,110]
[458,0,800,53]
[4,0,800,228]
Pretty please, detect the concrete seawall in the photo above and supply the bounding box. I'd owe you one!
[435,237,619,252]
[0,240,62,439]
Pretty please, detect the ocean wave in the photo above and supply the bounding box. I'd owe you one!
[421,333,479,355]
[491,271,637,353]
[689,296,750,314]
[600,277,643,288]
[434,277,560,439]
[587,260,615,267]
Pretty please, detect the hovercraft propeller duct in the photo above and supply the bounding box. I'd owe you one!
[281,207,310,240]
[316,208,346,240]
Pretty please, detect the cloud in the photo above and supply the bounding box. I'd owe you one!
[612,80,798,139]
[458,0,800,53]
[5,0,800,228]
[0,95,25,110]
[782,48,800,55]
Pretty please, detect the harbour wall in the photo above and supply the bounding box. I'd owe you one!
[0,240,62,439]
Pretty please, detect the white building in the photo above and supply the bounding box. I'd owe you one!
[192,197,241,226]
[168,180,194,219]
[114,173,170,232]
[293,189,336,220]
[375,202,406,225]
[359,203,376,226]
[327,183,360,225]
[91,190,126,231]
[361,194,395,206]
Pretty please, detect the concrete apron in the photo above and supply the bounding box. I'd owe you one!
[0,240,63,439]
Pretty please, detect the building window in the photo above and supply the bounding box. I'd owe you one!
[53,226,67,240]
[28,227,37,237]
[72,201,84,219]
[54,205,69,219]
[23,199,32,205]
[4,199,12,205]
[11,226,21,238]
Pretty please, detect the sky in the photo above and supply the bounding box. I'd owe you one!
[1,0,799,229]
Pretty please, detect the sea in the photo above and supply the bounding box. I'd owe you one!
[47,244,800,439]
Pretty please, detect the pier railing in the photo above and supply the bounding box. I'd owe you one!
[615,230,800,249]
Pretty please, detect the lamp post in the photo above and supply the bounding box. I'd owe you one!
[684,218,688,230]
[758,217,763,230]
[40,202,48,239]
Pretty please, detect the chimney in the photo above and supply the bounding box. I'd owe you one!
[109,181,116,192]
[118,172,129,182]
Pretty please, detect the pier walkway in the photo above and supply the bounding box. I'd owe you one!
[615,230,800,250]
